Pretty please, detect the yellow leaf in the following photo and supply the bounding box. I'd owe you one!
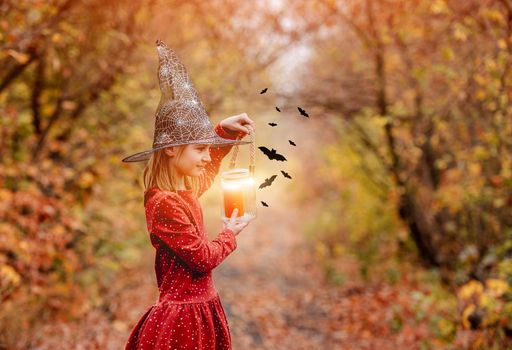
[0,189,13,201]
[468,163,481,177]
[474,73,486,85]
[112,320,128,332]
[437,318,455,337]
[315,242,328,259]
[430,0,449,14]
[78,172,95,188]
[333,243,344,257]
[475,89,486,100]
[501,159,512,178]
[459,280,484,300]
[482,9,505,24]
[473,146,489,160]
[453,25,467,41]
[52,224,66,236]
[479,293,491,308]
[371,115,390,128]
[51,33,62,43]
[0,264,21,286]
[493,198,505,208]
[6,49,30,64]
[486,278,509,297]
[442,47,454,61]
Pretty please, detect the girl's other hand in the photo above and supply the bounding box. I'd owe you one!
[220,113,255,136]
[223,208,250,236]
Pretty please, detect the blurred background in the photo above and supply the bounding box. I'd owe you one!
[1,0,511,349]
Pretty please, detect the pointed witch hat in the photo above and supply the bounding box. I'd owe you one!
[121,40,251,163]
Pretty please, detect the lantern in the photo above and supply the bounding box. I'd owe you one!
[221,130,256,223]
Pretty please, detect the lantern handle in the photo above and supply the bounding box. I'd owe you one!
[228,128,255,176]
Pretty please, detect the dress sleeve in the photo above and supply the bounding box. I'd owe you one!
[197,123,246,198]
[150,193,237,273]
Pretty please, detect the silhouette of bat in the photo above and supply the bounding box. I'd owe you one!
[281,170,292,179]
[289,140,296,146]
[261,201,269,207]
[258,146,287,161]
[298,107,309,118]
[268,122,277,127]
[260,88,268,94]
[275,106,281,112]
[259,175,277,189]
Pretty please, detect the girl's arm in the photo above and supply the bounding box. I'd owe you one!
[150,192,237,273]
[197,123,244,198]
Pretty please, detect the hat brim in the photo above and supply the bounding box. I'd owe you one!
[121,137,252,163]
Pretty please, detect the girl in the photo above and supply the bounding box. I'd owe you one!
[125,114,255,350]
[122,41,256,349]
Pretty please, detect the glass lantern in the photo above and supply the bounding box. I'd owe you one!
[221,168,257,223]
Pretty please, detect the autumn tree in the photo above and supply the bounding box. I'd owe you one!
[290,0,512,281]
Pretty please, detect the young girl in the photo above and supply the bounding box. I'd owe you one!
[122,41,256,349]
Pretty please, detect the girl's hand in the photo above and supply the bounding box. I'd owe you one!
[223,208,250,236]
[220,113,255,136]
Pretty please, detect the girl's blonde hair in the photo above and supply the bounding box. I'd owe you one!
[143,146,201,197]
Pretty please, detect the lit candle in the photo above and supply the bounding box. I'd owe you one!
[223,186,245,217]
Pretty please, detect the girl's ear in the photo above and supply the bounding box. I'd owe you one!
[164,147,177,157]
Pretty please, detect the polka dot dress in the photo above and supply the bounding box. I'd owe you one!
[125,124,244,350]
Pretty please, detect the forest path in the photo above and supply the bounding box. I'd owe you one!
[213,199,433,350]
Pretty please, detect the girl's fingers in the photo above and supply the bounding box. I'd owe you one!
[244,124,254,134]
[239,114,253,125]
[230,113,255,134]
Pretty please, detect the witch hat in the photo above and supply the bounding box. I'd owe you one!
[121,40,251,163]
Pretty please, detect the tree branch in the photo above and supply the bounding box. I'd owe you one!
[31,55,45,136]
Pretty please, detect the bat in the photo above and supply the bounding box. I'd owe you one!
[268,122,277,127]
[260,88,268,94]
[261,201,269,207]
[289,140,296,146]
[259,175,277,189]
[281,170,292,179]
[275,106,281,112]
[258,146,287,161]
[298,106,309,118]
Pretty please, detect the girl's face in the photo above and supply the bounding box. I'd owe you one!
[166,144,212,177]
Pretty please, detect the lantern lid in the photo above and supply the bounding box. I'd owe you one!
[221,168,250,180]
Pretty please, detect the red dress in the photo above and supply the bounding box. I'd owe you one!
[125,124,243,350]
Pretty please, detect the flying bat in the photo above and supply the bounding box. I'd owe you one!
[281,170,292,179]
[258,146,287,161]
[261,201,269,207]
[259,175,277,189]
[268,122,277,127]
[260,88,268,94]
[289,140,296,146]
[275,106,281,112]
[298,107,309,118]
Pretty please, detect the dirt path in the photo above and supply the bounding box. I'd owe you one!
[214,201,335,349]
[212,199,435,350]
